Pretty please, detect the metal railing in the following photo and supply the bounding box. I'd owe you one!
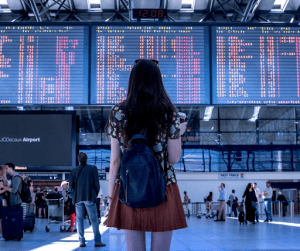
[188,200,300,217]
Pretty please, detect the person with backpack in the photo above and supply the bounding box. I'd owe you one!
[104,59,188,251]
[1,163,22,207]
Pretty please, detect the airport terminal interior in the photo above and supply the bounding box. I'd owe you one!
[1,0,300,250]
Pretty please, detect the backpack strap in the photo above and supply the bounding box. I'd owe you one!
[131,134,149,145]
[72,164,86,202]
[15,175,23,198]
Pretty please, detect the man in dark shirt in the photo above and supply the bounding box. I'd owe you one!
[277,191,288,217]
[69,152,106,248]
[35,189,47,218]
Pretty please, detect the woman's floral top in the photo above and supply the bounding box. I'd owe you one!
[107,103,180,185]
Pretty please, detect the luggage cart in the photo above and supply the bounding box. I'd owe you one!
[45,198,69,232]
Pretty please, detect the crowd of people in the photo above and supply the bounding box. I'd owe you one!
[183,181,290,225]
[0,161,105,238]
[0,59,293,250]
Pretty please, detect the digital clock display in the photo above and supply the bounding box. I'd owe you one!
[133,9,167,19]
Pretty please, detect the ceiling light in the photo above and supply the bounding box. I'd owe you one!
[0,0,8,4]
[65,106,74,111]
[89,0,100,4]
[271,0,290,12]
[248,106,261,122]
[203,106,214,121]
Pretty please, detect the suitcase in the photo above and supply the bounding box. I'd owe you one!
[238,211,247,225]
[24,212,35,232]
[2,206,24,241]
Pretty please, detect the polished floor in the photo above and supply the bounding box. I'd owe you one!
[1,214,300,251]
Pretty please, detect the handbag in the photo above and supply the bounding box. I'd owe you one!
[251,201,257,208]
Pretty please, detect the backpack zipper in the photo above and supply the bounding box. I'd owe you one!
[125,170,128,202]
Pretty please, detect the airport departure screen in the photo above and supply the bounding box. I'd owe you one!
[0,113,73,167]
[91,25,210,104]
[0,25,89,104]
[212,26,300,104]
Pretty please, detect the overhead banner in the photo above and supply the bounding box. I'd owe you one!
[25,173,62,180]
[218,173,244,180]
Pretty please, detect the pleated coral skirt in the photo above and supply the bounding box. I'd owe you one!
[106,183,188,232]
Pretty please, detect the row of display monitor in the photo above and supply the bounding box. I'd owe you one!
[1,23,300,105]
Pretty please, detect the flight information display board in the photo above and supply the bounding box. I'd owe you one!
[0,25,89,104]
[212,25,300,104]
[91,25,210,104]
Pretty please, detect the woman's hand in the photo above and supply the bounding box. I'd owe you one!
[103,213,109,226]
[180,122,187,136]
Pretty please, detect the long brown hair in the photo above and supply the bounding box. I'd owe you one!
[107,59,176,147]
[246,183,252,191]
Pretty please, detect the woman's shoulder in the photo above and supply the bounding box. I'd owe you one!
[110,103,126,117]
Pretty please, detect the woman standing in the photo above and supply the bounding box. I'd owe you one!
[183,191,190,203]
[105,59,188,251]
[183,191,190,217]
[26,180,35,213]
[242,183,258,224]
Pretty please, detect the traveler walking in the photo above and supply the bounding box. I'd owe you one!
[262,182,273,222]
[183,191,190,203]
[253,183,262,222]
[26,180,35,213]
[69,152,106,248]
[277,191,288,217]
[183,191,190,217]
[242,183,258,224]
[35,189,47,218]
[215,183,226,221]
[105,59,188,251]
[229,190,237,217]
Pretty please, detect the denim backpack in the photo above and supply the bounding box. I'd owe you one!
[118,134,167,208]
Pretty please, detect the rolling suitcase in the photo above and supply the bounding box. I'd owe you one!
[24,212,35,232]
[238,211,247,225]
[2,206,24,241]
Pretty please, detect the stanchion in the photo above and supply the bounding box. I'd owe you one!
[260,201,264,217]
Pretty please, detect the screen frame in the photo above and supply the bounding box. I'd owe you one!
[0,23,90,105]
[90,22,211,106]
[210,22,300,105]
[0,110,76,171]
[2,22,300,106]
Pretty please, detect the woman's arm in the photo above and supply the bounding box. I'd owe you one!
[108,137,121,203]
[242,190,246,199]
[167,122,187,165]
